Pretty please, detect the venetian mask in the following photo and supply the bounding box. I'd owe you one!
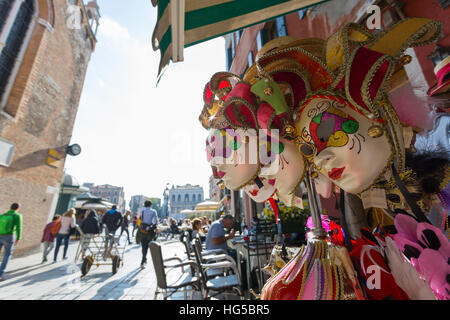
[206,128,259,190]
[295,95,392,194]
[243,177,277,203]
[258,137,305,208]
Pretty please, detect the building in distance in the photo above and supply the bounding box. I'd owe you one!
[83,183,125,212]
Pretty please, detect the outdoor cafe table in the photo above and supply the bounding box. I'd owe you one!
[229,237,275,294]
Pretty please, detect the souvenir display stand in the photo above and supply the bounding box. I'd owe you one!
[199,17,449,300]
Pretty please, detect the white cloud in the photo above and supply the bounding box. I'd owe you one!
[98,16,131,42]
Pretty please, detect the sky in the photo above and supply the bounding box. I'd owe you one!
[64,0,226,207]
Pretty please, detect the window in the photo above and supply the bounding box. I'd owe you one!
[177,195,181,202]
[275,16,287,37]
[172,195,175,202]
[437,0,450,9]
[248,52,254,67]
[236,30,243,45]
[256,30,264,51]
[192,194,196,202]
[231,35,235,58]
[257,20,278,51]
[226,46,233,71]
[298,9,307,20]
[0,0,15,34]
[184,194,189,202]
[0,0,35,107]
[198,194,202,201]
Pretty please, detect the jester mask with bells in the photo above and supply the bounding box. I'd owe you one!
[252,19,442,198]
[256,19,443,301]
[200,71,306,208]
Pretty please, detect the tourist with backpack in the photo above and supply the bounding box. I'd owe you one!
[53,208,77,262]
[79,210,101,258]
[40,215,60,263]
[101,205,123,236]
[136,200,157,269]
[0,203,23,281]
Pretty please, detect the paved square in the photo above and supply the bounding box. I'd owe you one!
[0,233,195,300]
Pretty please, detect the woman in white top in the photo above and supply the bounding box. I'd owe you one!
[53,208,77,262]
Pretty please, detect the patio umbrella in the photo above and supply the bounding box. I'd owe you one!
[80,202,110,210]
[194,200,220,219]
[151,0,331,80]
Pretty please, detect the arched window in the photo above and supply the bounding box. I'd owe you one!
[0,1,15,34]
[184,194,189,202]
[177,195,181,202]
[198,194,202,201]
[192,194,196,202]
[172,195,175,202]
[0,0,35,107]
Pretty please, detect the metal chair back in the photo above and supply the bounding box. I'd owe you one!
[182,231,192,257]
[193,233,203,254]
[191,238,208,284]
[149,241,168,289]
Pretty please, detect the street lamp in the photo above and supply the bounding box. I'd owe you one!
[163,183,171,218]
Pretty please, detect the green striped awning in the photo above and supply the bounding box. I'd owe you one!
[151,0,330,80]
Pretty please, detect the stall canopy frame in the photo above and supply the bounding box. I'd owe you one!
[151,0,331,81]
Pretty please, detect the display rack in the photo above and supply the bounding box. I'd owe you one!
[245,218,275,295]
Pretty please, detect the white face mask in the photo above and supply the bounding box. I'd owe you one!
[295,96,392,194]
[260,138,305,207]
[206,128,259,190]
[243,177,277,203]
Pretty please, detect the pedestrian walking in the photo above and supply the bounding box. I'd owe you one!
[0,203,22,281]
[101,205,123,236]
[132,213,138,237]
[79,210,101,258]
[53,208,77,262]
[120,211,132,245]
[136,200,157,269]
[41,215,60,263]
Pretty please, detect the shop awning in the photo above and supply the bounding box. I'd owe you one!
[151,0,330,80]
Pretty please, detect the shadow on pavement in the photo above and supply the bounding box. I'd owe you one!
[0,264,72,288]
[90,267,143,300]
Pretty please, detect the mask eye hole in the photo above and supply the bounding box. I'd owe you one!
[300,144,314,157]
[387,194,401,203]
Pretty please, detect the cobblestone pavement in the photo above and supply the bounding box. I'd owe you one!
[0,232,196,300]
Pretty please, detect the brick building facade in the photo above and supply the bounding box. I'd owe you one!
[0,0,99,255]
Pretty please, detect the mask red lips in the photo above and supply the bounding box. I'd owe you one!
[328,167,345,180]
[218,171,227,179]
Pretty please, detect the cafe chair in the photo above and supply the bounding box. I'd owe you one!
[192,238,243,300]
[149,241,201,300]
[192,234,235,265]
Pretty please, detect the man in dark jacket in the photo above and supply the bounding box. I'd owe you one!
[80,210,101,235]
[102,205,123,236]
[80,210,101,258]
